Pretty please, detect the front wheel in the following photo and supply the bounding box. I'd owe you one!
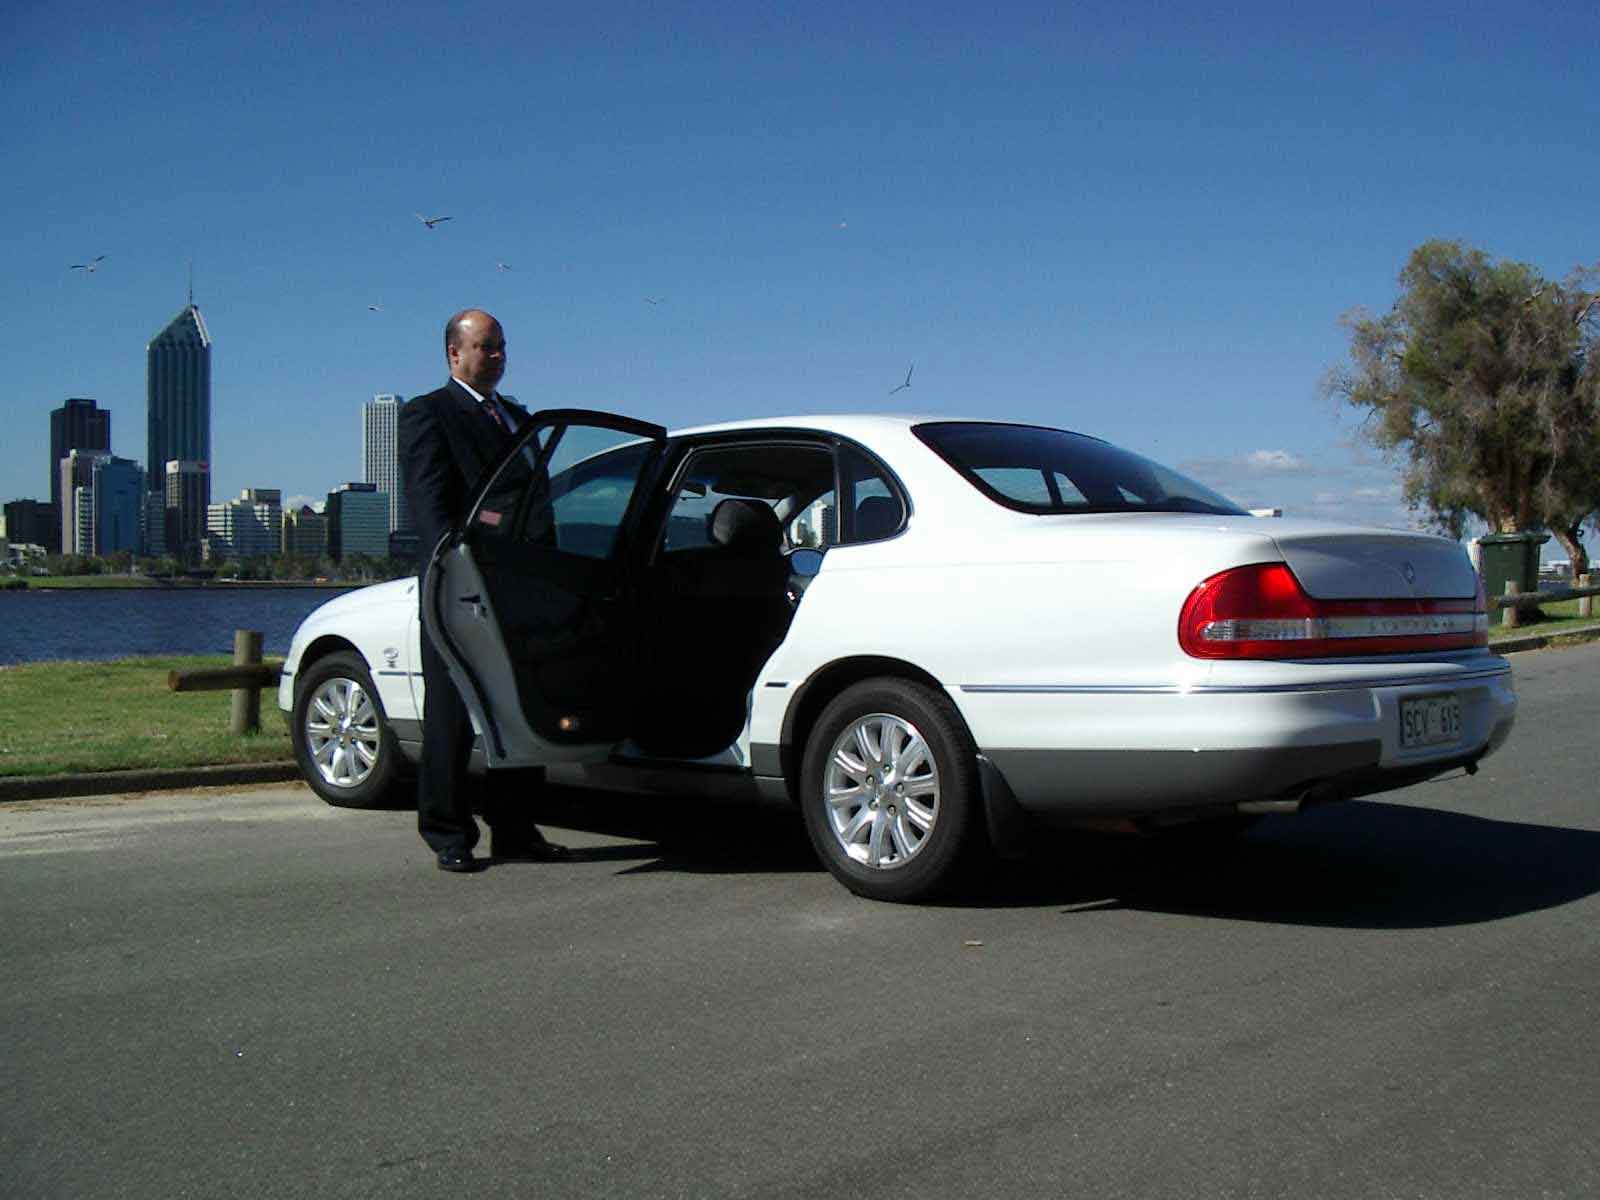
[800,678,989,902]
[292,651,401,808]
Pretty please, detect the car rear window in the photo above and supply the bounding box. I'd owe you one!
[913,422,1246,516]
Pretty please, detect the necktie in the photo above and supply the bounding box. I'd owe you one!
[482,397,507,432]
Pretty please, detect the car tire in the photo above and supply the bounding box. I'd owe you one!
[800,677,989,903]
[292,651,401,808]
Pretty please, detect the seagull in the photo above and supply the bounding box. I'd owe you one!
[644,296,665,306]
[368,304,383,312]
[71,255,106,273]
[414,213,451,229]
[837,221,848,229]
[496,261,513,271]
[888,363,914,395]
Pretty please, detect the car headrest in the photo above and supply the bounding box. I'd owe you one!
[854,495,901,541]
[709,497,781,551]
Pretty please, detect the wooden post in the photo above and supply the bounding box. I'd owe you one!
[1580,574,1593,620]
[1502,580,1520,629]
[230,629,264,735]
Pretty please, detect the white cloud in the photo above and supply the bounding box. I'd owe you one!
[1245,449,1304,471]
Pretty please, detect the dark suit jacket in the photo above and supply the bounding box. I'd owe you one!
[398,380,531,569]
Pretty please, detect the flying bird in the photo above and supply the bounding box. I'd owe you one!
[414,213,452,229]
[644,296,665,306]
[496,261,513,271]
[71,255,106,273]
[368,304,383,312]
[888,363,914,395]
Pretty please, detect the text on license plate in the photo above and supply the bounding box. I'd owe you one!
[1399,693,1463,749]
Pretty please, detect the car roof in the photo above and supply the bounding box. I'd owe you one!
[665,413,1064,441]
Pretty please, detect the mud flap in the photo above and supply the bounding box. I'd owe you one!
[977,753,1031,859]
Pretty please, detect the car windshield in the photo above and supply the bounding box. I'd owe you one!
[913,421,1246,516]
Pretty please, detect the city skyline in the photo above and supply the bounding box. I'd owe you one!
[4,4,1597,555]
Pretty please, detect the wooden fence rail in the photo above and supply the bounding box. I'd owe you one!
[167,630,283,734]
[1492,574,1598,628]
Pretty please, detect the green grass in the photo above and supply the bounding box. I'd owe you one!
[14,575,161,589]
[1489,596,1600,642]
[0,656,293,778]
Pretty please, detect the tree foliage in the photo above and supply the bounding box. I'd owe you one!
[1327,240,1600,573]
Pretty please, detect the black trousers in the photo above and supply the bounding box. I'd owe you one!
[417,627,542,854]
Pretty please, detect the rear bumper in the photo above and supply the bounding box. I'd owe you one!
[956,664,1516,817]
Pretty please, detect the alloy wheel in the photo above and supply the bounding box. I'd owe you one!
[303,677,382,790]
[822,712,940,868]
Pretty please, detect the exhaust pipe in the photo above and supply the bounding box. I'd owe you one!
[1237,782,1342,816]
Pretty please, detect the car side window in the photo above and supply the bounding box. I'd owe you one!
[661,443,834,555]
[500,428,657,559]
[839,445,906,543]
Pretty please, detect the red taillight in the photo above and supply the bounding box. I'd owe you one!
[1178,562,1489,659]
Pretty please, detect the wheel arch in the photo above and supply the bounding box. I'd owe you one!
[293,635,368,697]
[777,655,966,804]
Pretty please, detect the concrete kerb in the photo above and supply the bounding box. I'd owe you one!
[0,761,301,804]
[5,623,1598,804]
[1491,622,1600,656]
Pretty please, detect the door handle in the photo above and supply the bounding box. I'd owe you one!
[457,593,486,619]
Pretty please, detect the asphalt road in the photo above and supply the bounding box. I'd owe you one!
[5,646,1599,1199]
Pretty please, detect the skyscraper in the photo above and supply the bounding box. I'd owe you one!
[325,482,389,562]
[362,394,411,536]
[59,448,110,554]
[48,398,110,516]
[147,305,212,504]
[164,460,210,565]
[91,457,144,556]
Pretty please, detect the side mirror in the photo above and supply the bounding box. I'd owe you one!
[788,548,824,578]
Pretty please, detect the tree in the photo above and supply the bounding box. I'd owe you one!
[1326,240,1600,575]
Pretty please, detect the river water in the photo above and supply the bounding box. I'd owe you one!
[0,587,358,665]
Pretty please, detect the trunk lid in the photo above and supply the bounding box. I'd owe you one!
[1269,527,1477,600]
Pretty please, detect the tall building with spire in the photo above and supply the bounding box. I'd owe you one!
[146,304,212,505]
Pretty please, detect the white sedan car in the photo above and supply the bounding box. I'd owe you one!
[279,410,1516,901]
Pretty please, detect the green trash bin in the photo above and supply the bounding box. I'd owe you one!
[1477,532,1549,613]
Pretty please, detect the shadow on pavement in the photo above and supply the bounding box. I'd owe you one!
[527,786,824,876]
[975,800,1600,929]
[372,776,1600,923]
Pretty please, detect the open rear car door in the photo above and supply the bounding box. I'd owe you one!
[422,409,669,767]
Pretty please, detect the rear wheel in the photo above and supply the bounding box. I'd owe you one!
[800,677,988,902]
[292,652,401,808]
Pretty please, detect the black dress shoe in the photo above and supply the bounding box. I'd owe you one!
[436,849,480,873]
[491,835,572,863]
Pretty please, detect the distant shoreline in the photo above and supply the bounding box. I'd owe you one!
[7,577,374,592]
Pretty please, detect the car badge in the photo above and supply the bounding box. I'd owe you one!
[1403,562,1416,585]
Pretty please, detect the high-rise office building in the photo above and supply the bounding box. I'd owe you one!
[283,505,327,558]
[59,449,110,554]
[164,460,210,564]
[48,398,111,517]
[206,488,283,560]
[3,499,58,553]
[143,493,168,557]
[362,394,411,536]
[325,482,389,562]
[91,456,144,556]
[147,305,212,506]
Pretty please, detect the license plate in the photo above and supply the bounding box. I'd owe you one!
[1399,693,1462,749]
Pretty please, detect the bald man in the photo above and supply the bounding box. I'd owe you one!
[398,309,568,872]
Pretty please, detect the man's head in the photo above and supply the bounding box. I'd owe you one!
[444,308,506,393]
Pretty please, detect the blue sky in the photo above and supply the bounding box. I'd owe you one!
[4,1,1596,550]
